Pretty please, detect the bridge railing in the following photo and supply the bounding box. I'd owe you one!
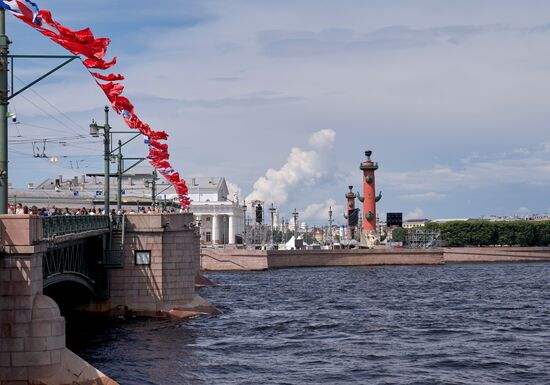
[42,215,110,239]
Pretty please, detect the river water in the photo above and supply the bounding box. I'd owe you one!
[75,263,550,384]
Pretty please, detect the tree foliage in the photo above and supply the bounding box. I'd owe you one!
[426,220,550,247]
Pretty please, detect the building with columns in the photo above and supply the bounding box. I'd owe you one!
[187,177,245,246]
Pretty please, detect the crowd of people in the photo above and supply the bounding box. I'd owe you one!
[8,203,184,216]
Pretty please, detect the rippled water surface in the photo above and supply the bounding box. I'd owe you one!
[76,264,550,384]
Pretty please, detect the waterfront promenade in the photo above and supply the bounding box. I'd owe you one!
[201,246,550,271]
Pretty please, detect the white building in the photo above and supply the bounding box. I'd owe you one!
[187,177,245,246]
[402,219,429,229]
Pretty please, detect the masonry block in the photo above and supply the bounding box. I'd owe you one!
[11,351,51,367]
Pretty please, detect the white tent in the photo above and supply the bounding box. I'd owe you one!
[285,236,304,250]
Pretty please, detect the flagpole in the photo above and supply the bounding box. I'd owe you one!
[0,9,9,214]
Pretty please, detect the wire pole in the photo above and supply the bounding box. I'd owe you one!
[117,139,122,210]
[0,10,9,213]
[103,106,110,215]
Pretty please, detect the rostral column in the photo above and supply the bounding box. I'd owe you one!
[358,150,382,246]
[344,185,357,239]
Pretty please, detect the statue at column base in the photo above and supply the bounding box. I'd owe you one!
[361,230,380,248]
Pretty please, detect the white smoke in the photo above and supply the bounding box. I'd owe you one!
[245,129,336,205]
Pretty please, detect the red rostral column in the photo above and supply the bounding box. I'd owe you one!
[359,150,382,236]
[344,185,357,238]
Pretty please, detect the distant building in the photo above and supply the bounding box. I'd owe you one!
[187,177,244,245]
[403,218,429,229]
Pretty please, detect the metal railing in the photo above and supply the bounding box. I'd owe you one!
[42,215,110,239]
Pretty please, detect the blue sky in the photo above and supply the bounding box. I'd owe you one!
[6,0,550,224]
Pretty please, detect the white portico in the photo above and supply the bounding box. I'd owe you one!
[188,177,245,245]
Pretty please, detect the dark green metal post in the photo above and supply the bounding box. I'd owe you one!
[103,106,110,215]
[0,10,9,213]
[151,170,157,206]
[117,139,122,210]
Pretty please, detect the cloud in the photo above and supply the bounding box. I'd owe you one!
[301,198,343,222]
[258,25,496,56]
[381,144,550,194]
[245,129,336,205]
[399,192,446,201]
[517,207,531,215]
[405,208,425,221]
[308,128,336,150]
[226,181,242,202]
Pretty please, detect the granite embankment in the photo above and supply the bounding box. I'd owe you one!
[201,247,550,271]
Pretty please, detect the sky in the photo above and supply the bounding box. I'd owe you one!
[5,0,550,224]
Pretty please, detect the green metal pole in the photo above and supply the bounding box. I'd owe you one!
[151,170,157,206]
[117,139,122,211]
[0,10,9,214]
[103,106,110,215]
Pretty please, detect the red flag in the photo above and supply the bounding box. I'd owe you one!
[91,72,125,81]
[6,4,190,207]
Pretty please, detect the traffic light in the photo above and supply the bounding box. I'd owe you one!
[255,204,263,224]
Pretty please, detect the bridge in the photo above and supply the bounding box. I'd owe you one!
[0,213,215,385]
[41,215,113,296]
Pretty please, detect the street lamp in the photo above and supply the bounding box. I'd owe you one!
[89,106,111,214]
[292,208,299,238]
[269,203,276,247]
[328,205,333,248]
[243,200,247,247]
[144,170,159,206]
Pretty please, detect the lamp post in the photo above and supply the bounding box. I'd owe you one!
[144,170,159,207]
[243,200,247,247]
[117,139,123,211]
[0,9,10,213]
[292,208,299,238]
[328,205,333,249]
[269,203,276,247]
[89,106,111,214]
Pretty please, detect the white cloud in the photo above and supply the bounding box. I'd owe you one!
[245,129,336,205]
[226,181,242,202]
[399,192,446,201]
[308,129,336,150]
[405,208,425,221]
[517,207,531,215]
[381,147,550,194]
[301,198,343,222]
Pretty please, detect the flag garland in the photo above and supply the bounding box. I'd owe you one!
[2,1,190,207]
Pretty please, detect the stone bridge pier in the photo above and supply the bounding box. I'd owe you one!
[0,213,214,385]
[0,215,116,384]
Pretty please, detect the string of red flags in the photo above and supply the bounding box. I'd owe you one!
[1,0,191,207]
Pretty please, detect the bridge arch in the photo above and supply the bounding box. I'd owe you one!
[43,272,95,293]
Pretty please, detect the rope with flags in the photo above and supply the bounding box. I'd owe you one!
[0,0,190,207]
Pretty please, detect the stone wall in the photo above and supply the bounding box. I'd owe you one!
[267,248,444,268]
[443,247,550,263]
[201,249,269,271]
[200,246,550,271]
[201,248,444,271]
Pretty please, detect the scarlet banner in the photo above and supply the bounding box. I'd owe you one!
[3,2,190,206]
